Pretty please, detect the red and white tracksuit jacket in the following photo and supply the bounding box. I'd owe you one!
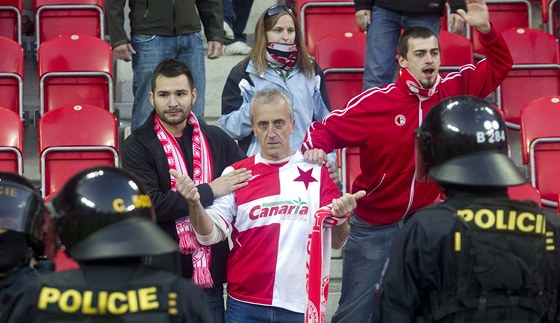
[302,27,513,226]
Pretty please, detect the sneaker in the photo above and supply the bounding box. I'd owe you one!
[223,22,234,40]
[223,41,252,55]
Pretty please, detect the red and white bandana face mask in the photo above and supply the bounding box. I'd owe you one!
[266,42,298,71]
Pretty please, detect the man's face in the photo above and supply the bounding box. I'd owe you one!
[398,36,441,89]
[251,98,295,160]
[150,75,197,127]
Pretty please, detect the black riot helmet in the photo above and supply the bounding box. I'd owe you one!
[51,166,177,261]
[0,172,54,258]
[415,95,527,187]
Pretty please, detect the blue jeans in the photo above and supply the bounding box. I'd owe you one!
[225,296,304,323]
[363,6,441,90]
[205,284,226,323]
[130,33,206,130]
[331,214,405,323]
[222,0,254,42]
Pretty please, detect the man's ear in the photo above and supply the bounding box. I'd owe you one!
[149,92,155,107]
[397,55,407,69]
[192,88,198,105]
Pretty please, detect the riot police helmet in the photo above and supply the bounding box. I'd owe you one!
[0,172,53,258]
[51,166,177,261]
[415,95,527,187]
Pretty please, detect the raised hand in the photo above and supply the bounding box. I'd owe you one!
[456,0,491,33]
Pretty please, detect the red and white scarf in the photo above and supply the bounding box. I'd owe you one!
[154,113,214,288]
[400,67,440,101]
[306,207,334,323]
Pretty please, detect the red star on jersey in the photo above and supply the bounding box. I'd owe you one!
[293,167,318,190]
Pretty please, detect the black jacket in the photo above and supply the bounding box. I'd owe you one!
[121,112,246,283]
[354,0,466,16]
[376,190,560,322]
[1,264,212,322]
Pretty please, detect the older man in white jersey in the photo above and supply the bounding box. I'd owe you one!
[171,88,364,323]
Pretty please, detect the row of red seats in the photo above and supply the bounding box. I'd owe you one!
[0,104,118,199]
[0,33,113,124]
[291,0,559,57]
[0,0,104,47]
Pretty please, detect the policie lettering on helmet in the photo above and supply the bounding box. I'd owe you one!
[0,172,54,276]
[49,166,177,261]
[414,95,526,187]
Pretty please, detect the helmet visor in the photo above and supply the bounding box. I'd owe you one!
[0,186,41,234]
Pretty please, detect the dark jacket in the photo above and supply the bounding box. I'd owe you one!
[106,0,224,49]
[1,264,212,322]
[121,112,246,283]
[354,0,466,16]
[376,190,560,322]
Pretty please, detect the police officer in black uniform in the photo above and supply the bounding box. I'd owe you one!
[375,95,560,322]
[1,166,212,322]
[0,172,54,313]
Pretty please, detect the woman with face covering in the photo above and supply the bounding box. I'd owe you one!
[220,5,332,159]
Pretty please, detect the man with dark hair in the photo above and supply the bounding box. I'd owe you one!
[1,166,212,322]
[355,0,466,89]
[302,0,514,321]
[121,58,249,323]
[0,172,54,313]
[376,95,560,322]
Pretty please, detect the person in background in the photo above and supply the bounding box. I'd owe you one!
[302,0,514,321]
[355,0,465,90]
[105,0,224,130]
[121,58,249,323]
[173,88,363,322]
[222,0,254,55]
[376,95,560,322]
[1,167,212,322]
[0,172,54,314]
[220,5,332,161]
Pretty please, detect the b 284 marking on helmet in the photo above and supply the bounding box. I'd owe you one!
[476,130,505,144]
[112,194,152,213]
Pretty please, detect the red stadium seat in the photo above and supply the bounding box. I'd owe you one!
[314,31,366,110]
[468,0,532,57]
[313,31,366,194]
[497,28,560,129]
[38,34,113,116]
[340,147,360,194]
[0,107,23,174]
[520,96,560,208]
[34,0,104,48]
[0,0,22,44]
[507,183,542,207]
[438,30,474,77]
[0,36,24,120]
[38,104,119,198]
[542,0,558,36]
[295,0,361,56]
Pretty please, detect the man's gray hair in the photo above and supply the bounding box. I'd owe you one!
[249,88,295,123]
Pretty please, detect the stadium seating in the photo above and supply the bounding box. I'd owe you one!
[0,36,24,120]
[507,183,542,207]
[0,107,23,174]
[314,31,366,110]
[38,34,113,116]
[295,0,361,56]
[438,30,474,76]
[520,96,560,208]
[497,28,560,129]
[35,0,104,49]
[542,0,558,36]
[0,0,22,44]
[38,104,118,198]
[469,0,532,57]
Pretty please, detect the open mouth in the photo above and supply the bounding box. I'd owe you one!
[423,67,435,77]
